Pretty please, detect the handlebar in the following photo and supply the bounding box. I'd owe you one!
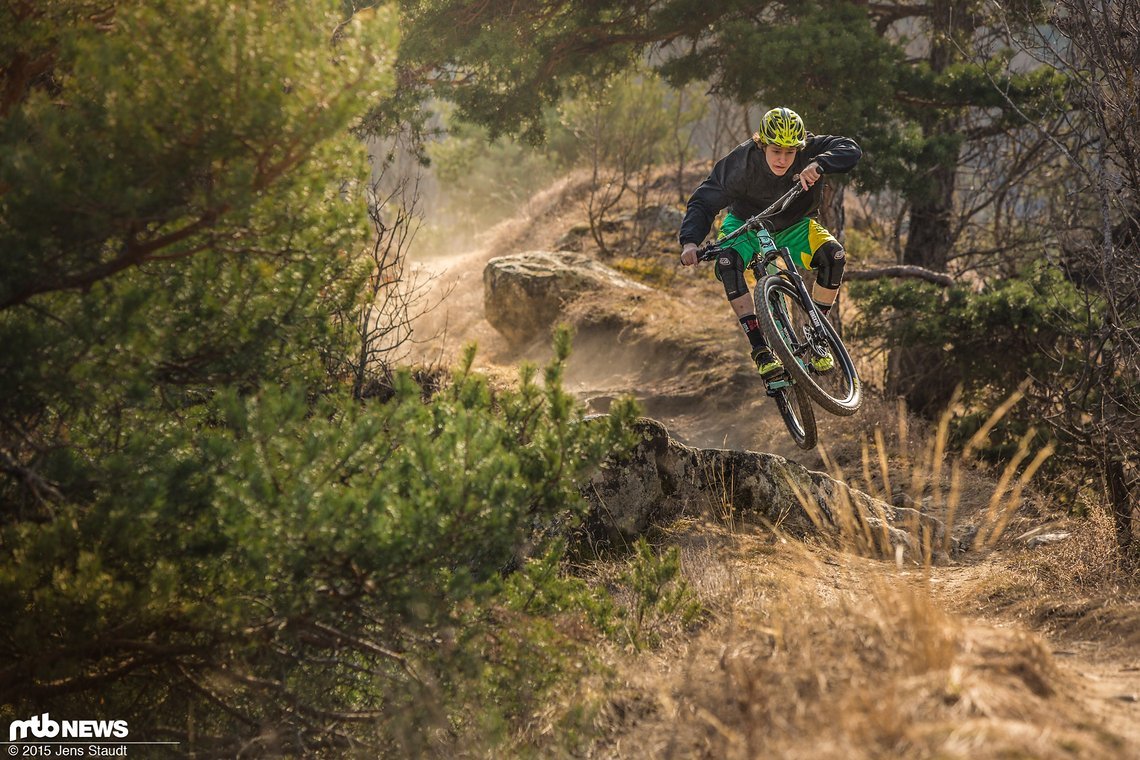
[695,183,805,262]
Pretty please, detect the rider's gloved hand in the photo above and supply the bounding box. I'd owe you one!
[798,161,822,191]
[680,243,699,266]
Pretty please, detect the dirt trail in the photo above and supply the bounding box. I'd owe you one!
[928,558,1140,753]
[406,183,817,461]
[1058,643,1140,749]
[409,183,1140,756]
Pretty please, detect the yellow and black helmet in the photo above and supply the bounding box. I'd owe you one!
[756,107,807,149]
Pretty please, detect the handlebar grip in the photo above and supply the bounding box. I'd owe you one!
[696,245,720,262]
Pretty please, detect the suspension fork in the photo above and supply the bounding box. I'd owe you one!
[780,250,826,336]
[755,239,825,337]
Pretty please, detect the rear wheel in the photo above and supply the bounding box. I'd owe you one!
[771,382,817,450]
[756,274,862,416]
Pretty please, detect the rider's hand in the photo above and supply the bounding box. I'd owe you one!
[680,243,699,267]
[798,161,822,191]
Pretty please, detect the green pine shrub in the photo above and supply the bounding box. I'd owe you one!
[847,263,1091,463]
[1,339,639,755]
[0,3,642,755]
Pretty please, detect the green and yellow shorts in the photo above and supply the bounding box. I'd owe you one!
[717,214,837,274]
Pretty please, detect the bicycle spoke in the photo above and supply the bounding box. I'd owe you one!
[756,274,862,416]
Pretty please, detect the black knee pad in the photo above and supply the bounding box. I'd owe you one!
[716,249,749,301]
[813,240,846,289]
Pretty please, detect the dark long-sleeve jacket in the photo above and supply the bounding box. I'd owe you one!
[678,133,862,246]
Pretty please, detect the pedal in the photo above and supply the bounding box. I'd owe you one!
[765,377,792,396]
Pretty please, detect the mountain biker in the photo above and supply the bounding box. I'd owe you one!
[678,107,862,379]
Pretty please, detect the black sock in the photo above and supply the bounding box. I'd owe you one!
[813,299,833,315]
[739,314,768,351]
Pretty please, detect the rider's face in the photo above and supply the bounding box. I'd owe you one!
[764,145,798,176]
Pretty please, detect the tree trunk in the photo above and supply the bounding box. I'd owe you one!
[902,158,957,271]
[888,149,960,414]
[1106,455,1134,552]
[818,182,845,245]
[887,0,964,414]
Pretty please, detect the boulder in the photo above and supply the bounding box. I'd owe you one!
[581,418,956,563]
[483,251,650,345]
[633,204,685,234]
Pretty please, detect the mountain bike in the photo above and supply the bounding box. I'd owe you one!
[695,185,862,449]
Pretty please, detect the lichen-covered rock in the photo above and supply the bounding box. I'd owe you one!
[634,204,685,233]
[581,418,953,563]
[483,251,649,345]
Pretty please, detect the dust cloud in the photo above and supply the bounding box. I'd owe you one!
[393,169,813,461]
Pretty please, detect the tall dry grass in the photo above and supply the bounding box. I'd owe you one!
[786,385,1055,566]
[587,392,1136,758]
[596,522,1115,759]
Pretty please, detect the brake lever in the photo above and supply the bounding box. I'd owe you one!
[696,242,724,262]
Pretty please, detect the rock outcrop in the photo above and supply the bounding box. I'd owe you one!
[633,204,684,233]
[483,251,650,345]
[582,418,959,563]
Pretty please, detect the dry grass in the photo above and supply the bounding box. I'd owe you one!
[806,385,1140,655]
[591,523,1125,759]
[583,394,1136,758]
[822,392,1140,655]
[801,386,1057,563]
[944,506,1140,652]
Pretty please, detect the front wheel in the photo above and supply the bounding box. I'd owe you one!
[755,275,862,416]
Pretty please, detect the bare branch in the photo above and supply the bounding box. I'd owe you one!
[846,265,955,287]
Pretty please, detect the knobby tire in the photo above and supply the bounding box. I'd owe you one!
[755,275,862,417]
[772,383,817,450]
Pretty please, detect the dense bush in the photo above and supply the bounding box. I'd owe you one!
[1,339,637,755]
[846,263,1127,477]
[0,3,641,755]
[848,263,1087,407]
